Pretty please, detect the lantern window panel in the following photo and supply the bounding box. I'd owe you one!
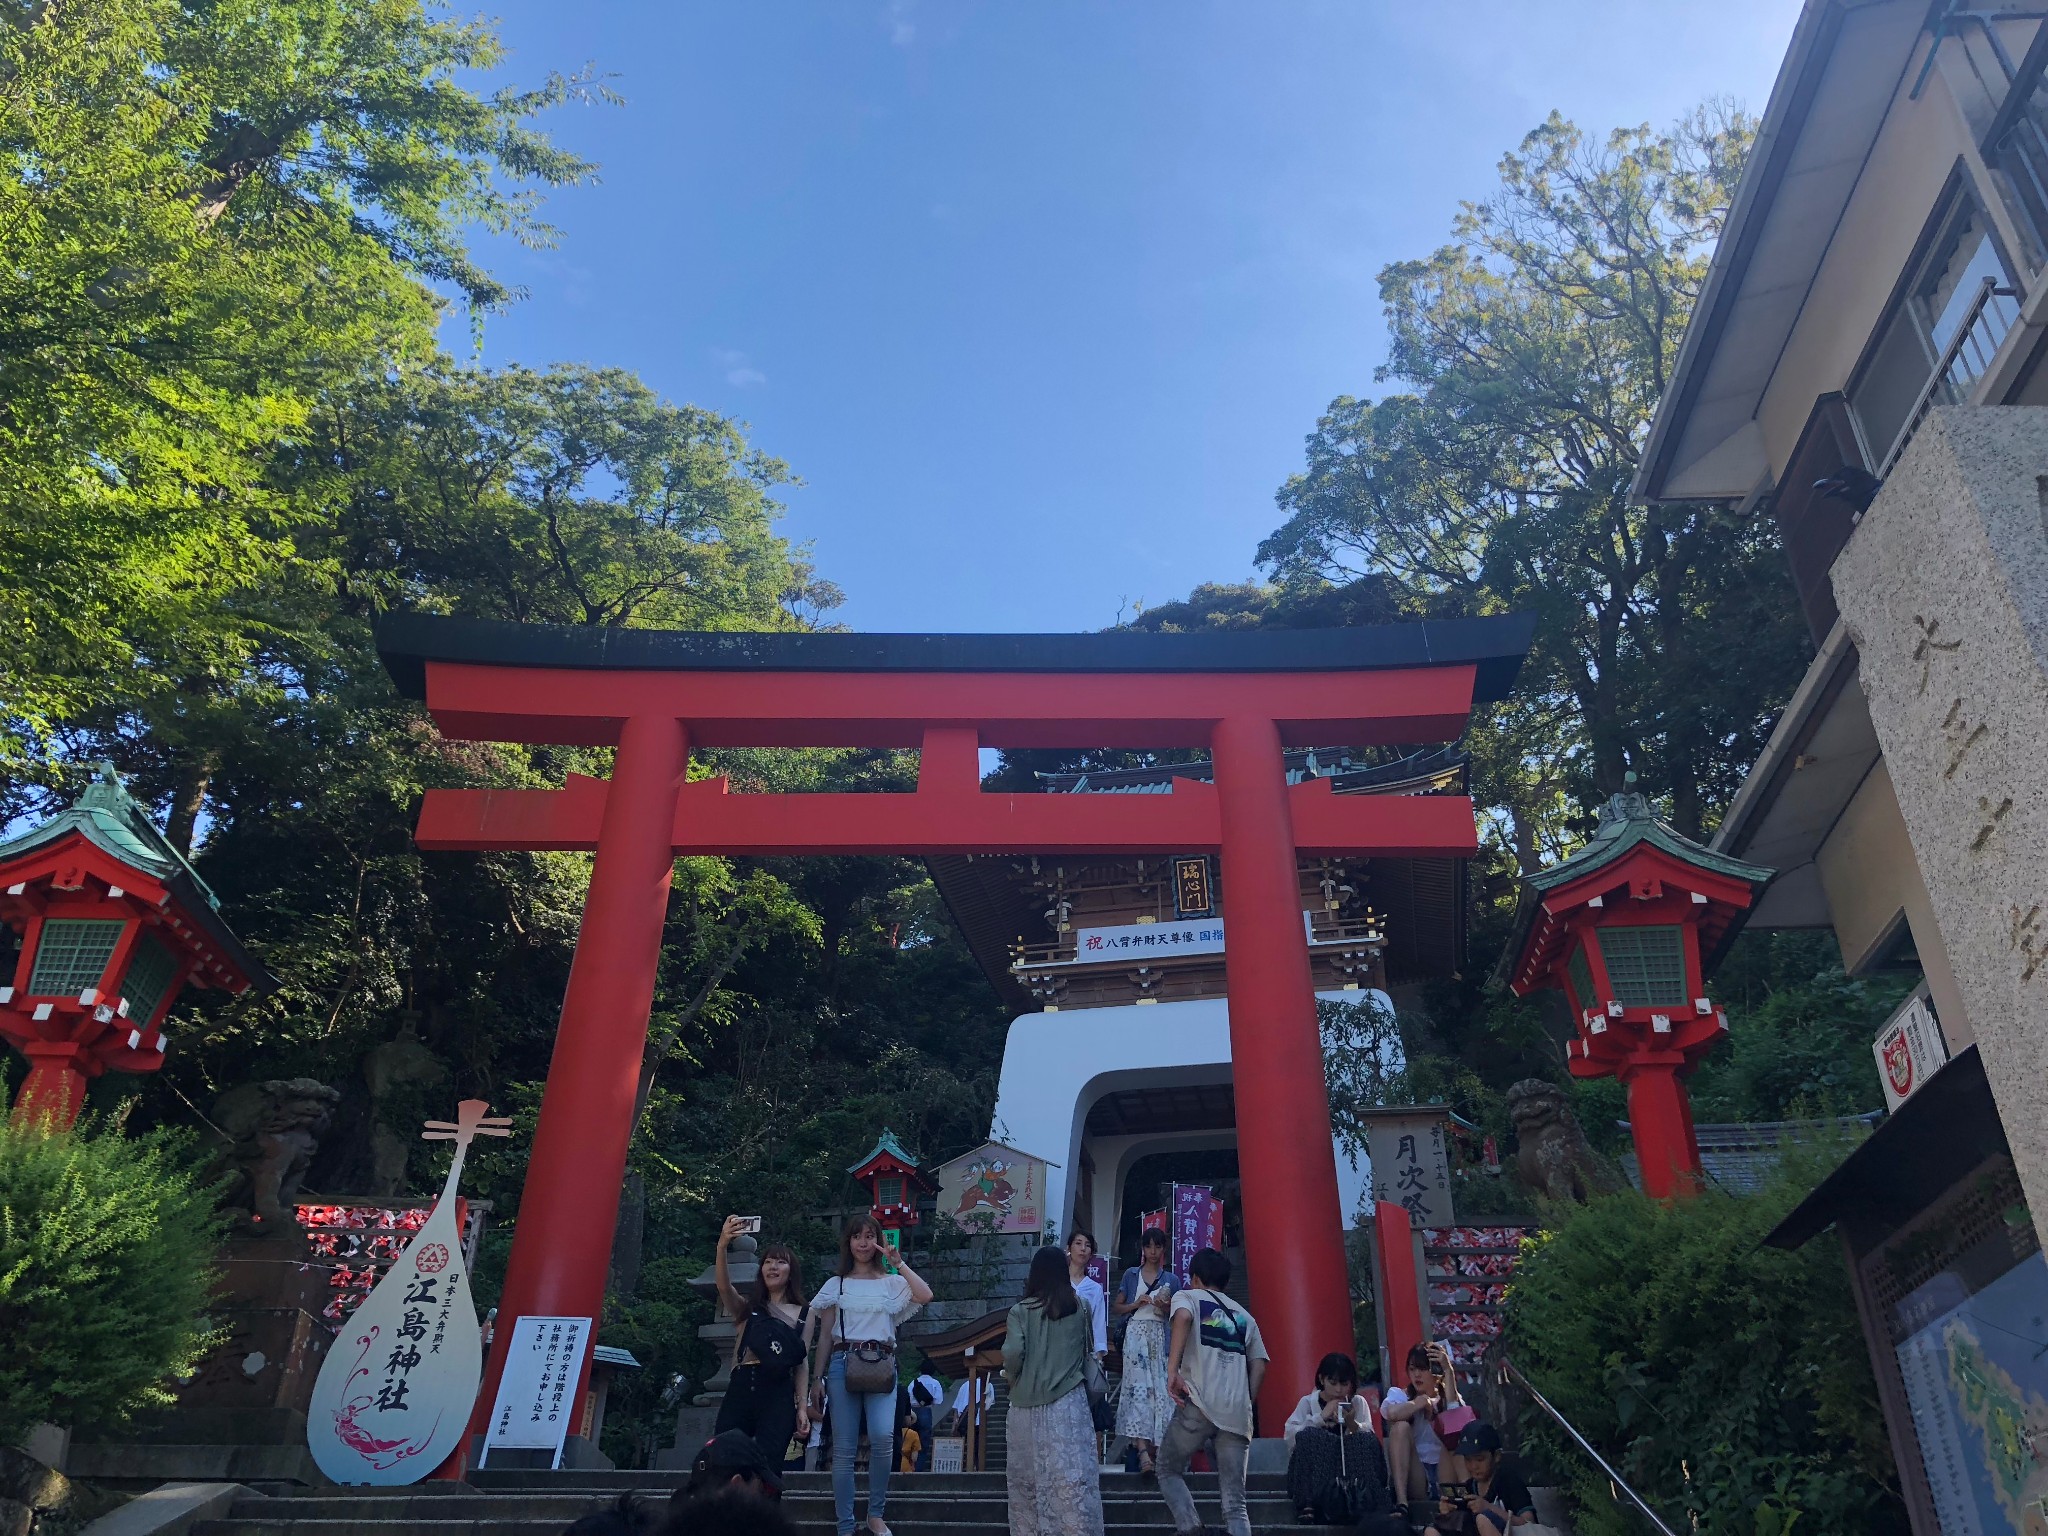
[28,918,126,996]
[876,1175,905,1207]
[1566,941,1599,1010]
[122,932,180,1023]
[1596,925,1688,1007]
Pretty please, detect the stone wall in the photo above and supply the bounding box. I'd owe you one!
[1832,405,2048,1216]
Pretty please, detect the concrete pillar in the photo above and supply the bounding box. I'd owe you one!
[1832,405,2048,1218]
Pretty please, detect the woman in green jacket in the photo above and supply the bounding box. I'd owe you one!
[1002,1245,1106,1536]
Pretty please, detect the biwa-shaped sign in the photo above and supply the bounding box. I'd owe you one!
[307,1100,511,1484]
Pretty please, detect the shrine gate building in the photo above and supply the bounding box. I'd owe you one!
[377,611,1531,1433]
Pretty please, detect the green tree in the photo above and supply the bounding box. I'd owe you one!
[1506,1159,1907,1535]
[0,1116,225,1443]
[1259,107,1810,863]
[0,0,599,785]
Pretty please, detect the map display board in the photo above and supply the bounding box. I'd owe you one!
[1893,1253,2048,1533]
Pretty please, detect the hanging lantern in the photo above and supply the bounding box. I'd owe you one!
[0,765,273,1127]
[1506,776,1771,1198]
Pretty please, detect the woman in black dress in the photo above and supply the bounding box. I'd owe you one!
[714,1214,811,1466]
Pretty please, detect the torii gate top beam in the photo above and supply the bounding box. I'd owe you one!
[377,612,1534,750]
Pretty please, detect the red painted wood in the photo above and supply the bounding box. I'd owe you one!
[1620,1056,1705,1200]
[418,660,1481,749]
[1373,1201,1425,1390]
[463,713,690,1461]
[414,774,1481,859]
[1211,713,1355,1432]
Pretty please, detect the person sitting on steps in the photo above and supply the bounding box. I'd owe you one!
[1424,1422,1545,1535]
[1381,1342,1465,1520]
[1282,1351,1390,1524]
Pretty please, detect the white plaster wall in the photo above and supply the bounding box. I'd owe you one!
[1813,756,1973,1047]
[1758,44,1976,474]
[988,990,1389,1248]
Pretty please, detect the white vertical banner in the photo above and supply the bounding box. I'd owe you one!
[481,1316,592,1467]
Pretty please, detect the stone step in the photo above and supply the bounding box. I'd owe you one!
[200,1523,1308,1536]
[227,1493,1296,1522]
[467,1470,1288,1494]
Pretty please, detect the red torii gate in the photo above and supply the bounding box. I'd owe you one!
[377,612,1531,1440]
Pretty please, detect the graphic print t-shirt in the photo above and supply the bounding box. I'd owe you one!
[1170,1288,1268,1440]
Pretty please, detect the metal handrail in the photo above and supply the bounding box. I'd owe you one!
[1878,276,2021,476]
[1498,1358,1686,1536]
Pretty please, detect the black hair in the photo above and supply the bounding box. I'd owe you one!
[1315,1352,1358,1388]
[1140,1228,1168,1251]
[1188,1247,1231,1289]
[1405,1343,1436,1373]
[836,1213,885,1277]
[1023,1244,1079,1319]
[659,1488,797,1536]
[1065,1227,1096,1257]
[748,1242,803,1313]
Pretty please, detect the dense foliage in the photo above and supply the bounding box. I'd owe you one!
[0,1117,225,1443]
[1506,1163,1907,1535]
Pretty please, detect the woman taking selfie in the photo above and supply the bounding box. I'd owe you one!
[712,1215,811,1467]
[808,1215,933,1536]
[1003,1245,1107,1536]
[1110,1227,1175,1475]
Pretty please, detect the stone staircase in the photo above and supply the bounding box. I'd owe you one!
[191,1468,1305,1535]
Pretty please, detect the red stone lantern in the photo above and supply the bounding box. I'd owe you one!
[847,1129,935,1252]
[1507,779,1770,1198]
[0,766,272,1127]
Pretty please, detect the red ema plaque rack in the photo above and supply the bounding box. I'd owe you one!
[1421,1225,1535,1379]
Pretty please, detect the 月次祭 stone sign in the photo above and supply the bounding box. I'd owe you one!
[1362,1104,1455,1227]
[306,1099,510,1484]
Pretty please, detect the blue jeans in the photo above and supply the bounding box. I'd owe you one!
[824,1351,897,1535]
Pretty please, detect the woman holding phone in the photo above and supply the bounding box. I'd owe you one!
[808,1214,934,1536]
[1382,1342,1466,1520]
[713,1214,811,1467]
[1282,1352,1390,1522]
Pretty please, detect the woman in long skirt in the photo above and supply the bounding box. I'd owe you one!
[1002,1246,1106,1536]
[1110,1227,1176,1475]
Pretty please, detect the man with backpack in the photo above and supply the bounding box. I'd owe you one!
[1159,1247,1268,1536]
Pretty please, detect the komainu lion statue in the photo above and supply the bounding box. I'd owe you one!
[1507,1078,1627,1205]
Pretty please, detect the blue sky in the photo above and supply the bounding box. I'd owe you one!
[466,1,1803,634]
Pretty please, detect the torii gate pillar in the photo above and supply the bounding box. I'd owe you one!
[1212,713,1354,1414]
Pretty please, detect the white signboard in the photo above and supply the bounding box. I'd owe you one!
[307,1101,508,1484]
[481,1315,592,1466]
[1074,918,1224,961]
[1366,1112,1454,1227]
[1874,991,1950,1111]
[931,1436,965,1474]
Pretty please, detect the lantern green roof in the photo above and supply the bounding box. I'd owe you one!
[1527,781,1773,896]
[0,764,274,992]
[0,764,224,910]
[848,1127,924,1177]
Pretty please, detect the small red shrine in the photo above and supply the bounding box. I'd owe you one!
[1507,778,1771,1198]
[848,1128,935,1251]
[0,766,272,1127]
